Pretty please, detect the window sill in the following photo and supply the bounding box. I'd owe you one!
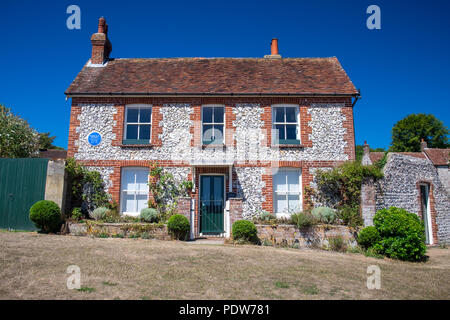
[202,144,226,150]
[272,144,305,148]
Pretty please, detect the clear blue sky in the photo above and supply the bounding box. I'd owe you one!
[1,0,449,150]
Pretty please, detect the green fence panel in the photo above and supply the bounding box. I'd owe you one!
[0,158,48,231]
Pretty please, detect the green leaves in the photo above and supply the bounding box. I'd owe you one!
[390,113,449,152]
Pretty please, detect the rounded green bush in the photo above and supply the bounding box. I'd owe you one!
[90,207,109,220]
[140,208,159,223]
[357,226,380,249]
[167,214,190,240]
[372,207,426,261]
[71,207,83,221]
[232,220,258,242]
[311,207,336,224]
[29,200,62,233]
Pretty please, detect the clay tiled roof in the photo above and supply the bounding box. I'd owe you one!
[66,57,358,96]
[424,148,450,166]
[369,152,385,163]
[38,149,67,160]
[394,152,427,159]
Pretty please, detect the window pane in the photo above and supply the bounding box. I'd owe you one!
[203,125,213,142]
[214,107,224,123]
[275,194,287,214]
[139,125,151,140]
[136,195,148,214]
[140,108,151,123]
[275,124,285,140]
[203,107,213,123]
[122,193,135,213]
[273,172,287,192]
[285,107,297,122]
[274,107,285,122]
[121,170,136,191]
[127,108,139,122]
[213,125,224,143]
[288,194,301,213]
[126,124,138,139]
[135,170,149,191]
[286,125,297,140]
[287,171,300,192]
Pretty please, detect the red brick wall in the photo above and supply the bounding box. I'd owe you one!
[416,181,439,244]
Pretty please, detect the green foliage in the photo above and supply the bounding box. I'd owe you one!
[38,132,64,150]
[337,205,363,228]
[90,207,109,221]
[167,214,190,240]
[357,226,380,249]
[390,113,449,152]
[65,158,110,214]
[311,207,336,224]
[232,220,258,243]
[253,210,277,225]
[140,208,159,223]
[29,200,62,233]
[290,212,317,228]
[71,207,83,221]
[370,207,427,261]
[312,161,383,225]
[148,161,192,220]
[0,104,40,158]
[328,236,347,252]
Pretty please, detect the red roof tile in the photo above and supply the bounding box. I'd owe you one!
[66,57,358,96]
[38,149,67,160]
[369,152,385,163]
[424,148,449,166]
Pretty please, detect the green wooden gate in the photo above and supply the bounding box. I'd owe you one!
[200,175,225,234]
[0,158,48,231]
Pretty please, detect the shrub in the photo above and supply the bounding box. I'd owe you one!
[71,207,82,221]
[328,236,347,252]
[167,214,190,240]
[102,208,121,223]
[311,207,336,224]
[337,205,363,227]
[372,207,426,262]
[29,200,62,233]
[90,207,109,221]
[290,212,316,228]
[140,208,159,223]
[357,226,380,249]
[232,220,258,243]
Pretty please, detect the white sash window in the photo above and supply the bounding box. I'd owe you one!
[273,168,302,217]
[120,167,149,216]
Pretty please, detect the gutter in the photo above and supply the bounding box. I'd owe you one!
[64,92,361,98]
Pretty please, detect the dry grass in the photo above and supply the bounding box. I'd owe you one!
[0,231,449,300]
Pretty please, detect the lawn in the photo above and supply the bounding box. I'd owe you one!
[0,231,449,299]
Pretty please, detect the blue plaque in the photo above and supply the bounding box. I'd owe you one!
[88,132,102,146]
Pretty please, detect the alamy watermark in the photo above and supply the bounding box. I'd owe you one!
[366,5,381,30]
[366,265,381,290]
[66,265,81,289]
[66,5,81,30]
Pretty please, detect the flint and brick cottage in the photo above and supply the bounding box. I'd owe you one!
[66,17,359,237]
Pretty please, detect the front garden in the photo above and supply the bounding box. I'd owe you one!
[27,157,431,262]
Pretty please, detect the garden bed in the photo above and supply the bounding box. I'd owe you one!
[256,224,358,249]
[67,221,170,240]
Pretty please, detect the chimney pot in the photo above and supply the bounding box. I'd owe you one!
[420,139,428,151]
[91,17,111,65]
[271,38,279,55]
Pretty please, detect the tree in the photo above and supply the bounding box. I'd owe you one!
[0,104,40,158]
[355,145,385,162]
[390,114,449,152]
[38,132,64,150]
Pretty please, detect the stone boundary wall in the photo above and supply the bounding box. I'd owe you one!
[68,222,170,240]
[256,224,358,248]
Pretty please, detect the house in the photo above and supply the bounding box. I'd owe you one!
[361,141,450,244]
[65,17,359,238]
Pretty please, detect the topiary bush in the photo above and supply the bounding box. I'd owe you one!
[29,200,62,233]
[357,226,380,249]
[140,208,159,223]
[90,207,109,221]
[372,207,426,261]
[232,220,258,243]
[167,214,190,240]
[311,207,336,224]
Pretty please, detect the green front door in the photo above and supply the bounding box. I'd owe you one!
[200,175,224,234]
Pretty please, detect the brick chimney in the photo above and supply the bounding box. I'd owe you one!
[264,38,282,59]
[90,17,112,65]
[361,141,372,165]
[420,138,428,152]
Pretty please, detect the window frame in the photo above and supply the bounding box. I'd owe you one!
[120,167,149,216]
[271,104,300,145]
[123,104,153,145]
[201,104,225,145]
[272,168,303,217]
